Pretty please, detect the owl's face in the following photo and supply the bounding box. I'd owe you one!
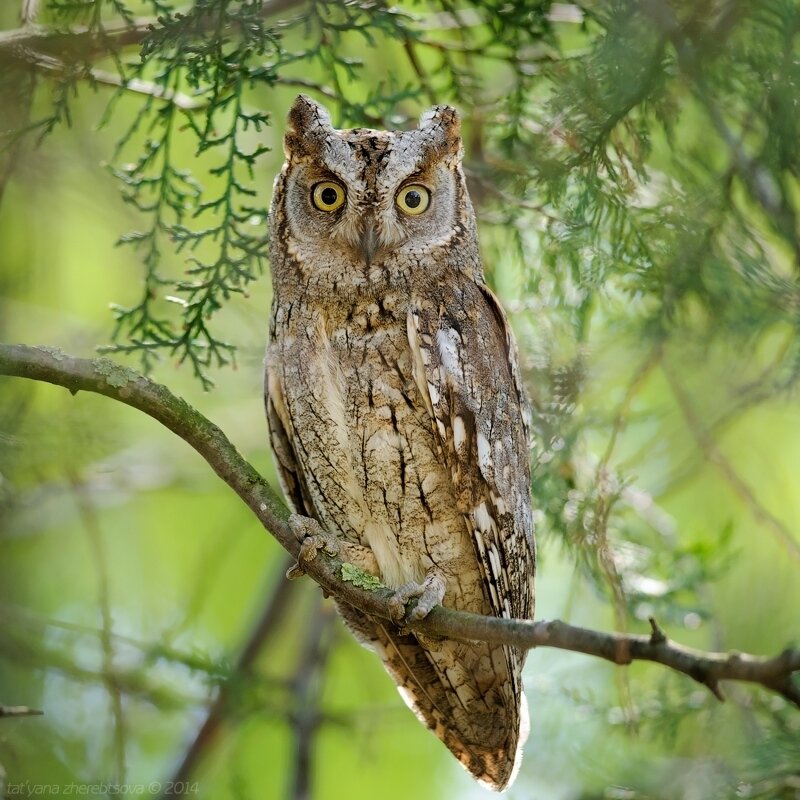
[270,95,479,298]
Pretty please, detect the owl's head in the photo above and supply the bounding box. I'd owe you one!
[269,95,479,298]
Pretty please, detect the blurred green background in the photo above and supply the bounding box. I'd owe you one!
[1,1,799,798]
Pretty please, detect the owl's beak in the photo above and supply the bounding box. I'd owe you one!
[360,221,379,267]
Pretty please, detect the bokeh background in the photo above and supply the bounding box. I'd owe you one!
[1,1,799,798]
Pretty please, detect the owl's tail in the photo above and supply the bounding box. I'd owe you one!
[337,601,529,791]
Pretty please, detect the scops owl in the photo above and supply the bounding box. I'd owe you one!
[265,95,536,790]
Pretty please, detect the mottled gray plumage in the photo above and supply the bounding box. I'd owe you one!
[264,95,536,790]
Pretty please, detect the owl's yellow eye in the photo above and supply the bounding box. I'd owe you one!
[311,181,346,212]
[396,184,430,216]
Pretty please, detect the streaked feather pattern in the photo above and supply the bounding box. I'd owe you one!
[265,94,536,790]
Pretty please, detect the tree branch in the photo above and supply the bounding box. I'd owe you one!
[163,555,297,798]
[0,0,307,66]
[68,470,127,783]
[0,705,43,717]
[1,343,798,708]
[288,603,335,800]
[639,0,800,268]
[662,359,800,563]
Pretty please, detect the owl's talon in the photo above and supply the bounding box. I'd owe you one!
[285,562,306,580]
[286,514,341,579]
[388,570,446,623]
[288,513,323,543]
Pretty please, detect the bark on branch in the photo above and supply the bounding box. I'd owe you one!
[1,343,798,708]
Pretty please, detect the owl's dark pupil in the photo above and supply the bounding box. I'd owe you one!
[321,187,338,206]
[405,190,421,208]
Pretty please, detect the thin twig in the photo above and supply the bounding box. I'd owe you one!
[599,344,663,469]
[1,622,207,709]
[91,68,204,110]
[69,471,127,784]
[656,328,797,491]
[288,603,335,800]
[0,344,798,708]
[463,167,557,222]
[14,48,205,110]
[415,4,584,30]
[274,76,337,101]
[0,0,308,64]
[1,601,237,672]
[662,359,800,563]
[0,705,43,717]
[400,37,436,105]
[163,556,297,797]
[0,58,35,205]
[639,0,800,267]
[590,343,665,727]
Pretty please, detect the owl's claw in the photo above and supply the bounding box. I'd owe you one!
[388,570,446,623]
[285,514,341,580]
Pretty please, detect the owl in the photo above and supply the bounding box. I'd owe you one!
[265,95,536,791]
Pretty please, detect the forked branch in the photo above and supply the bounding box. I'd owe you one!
[1,343,798,708]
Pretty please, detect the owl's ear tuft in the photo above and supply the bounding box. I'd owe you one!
[418,105,462,159]
[284,94,334,158]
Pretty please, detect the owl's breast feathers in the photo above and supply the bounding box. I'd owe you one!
[266,280,534,790]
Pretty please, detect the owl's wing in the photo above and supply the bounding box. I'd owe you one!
[265,289,535,788]
[265,376,315,518]
[407,281,536,628]
[265,340,485,767]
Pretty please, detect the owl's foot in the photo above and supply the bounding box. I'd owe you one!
[388,570,446,623]
[285,514,340,580]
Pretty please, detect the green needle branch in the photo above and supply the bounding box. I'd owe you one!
[1,342,798,709]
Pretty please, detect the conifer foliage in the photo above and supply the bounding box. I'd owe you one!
[0,2,798,798]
